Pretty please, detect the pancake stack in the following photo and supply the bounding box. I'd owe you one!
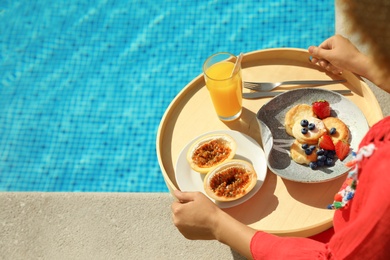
[285,103,350,167]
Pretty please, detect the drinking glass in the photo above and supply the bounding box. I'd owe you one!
[203,52,243,121]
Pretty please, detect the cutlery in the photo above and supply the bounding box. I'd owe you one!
[243,89,352,99]
[244,79,346,92]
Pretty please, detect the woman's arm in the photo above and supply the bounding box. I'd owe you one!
[171,190,256,259]
[171,190,331,259]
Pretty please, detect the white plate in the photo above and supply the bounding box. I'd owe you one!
[175,130,267,208]
[257,88,369,183]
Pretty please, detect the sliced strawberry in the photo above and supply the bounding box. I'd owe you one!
[318,134,335,150]
[335,140,350,161]
[312,100,331,119]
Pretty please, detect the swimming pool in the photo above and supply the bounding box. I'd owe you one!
[0,0,334,192]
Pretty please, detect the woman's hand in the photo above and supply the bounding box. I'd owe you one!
[171,190,257,259]
[171,190,220,240]
[308,35,367,76]
[309,35,390,92]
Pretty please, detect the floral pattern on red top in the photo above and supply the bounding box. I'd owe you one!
[328,143,376,209]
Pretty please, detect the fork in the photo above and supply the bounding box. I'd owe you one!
[244,79,346,92]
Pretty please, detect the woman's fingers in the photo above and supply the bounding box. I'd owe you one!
[310,56,343,75]
[173,190,197,203]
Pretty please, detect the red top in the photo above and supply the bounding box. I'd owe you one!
[250,116,390,259]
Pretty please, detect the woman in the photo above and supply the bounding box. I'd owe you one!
[171,0,390,259]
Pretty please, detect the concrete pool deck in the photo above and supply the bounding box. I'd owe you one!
[1,3,389,259]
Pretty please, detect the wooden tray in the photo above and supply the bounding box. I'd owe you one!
[156,48,383,237]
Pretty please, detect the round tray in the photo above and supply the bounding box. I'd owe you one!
[156,48,383,237]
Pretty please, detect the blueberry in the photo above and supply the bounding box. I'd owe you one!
[302,143,309,149]
[309,145,316,151]
[316,149,325,156]
[308,123,316,130]
[330,127,337,135]
[300,119,309,127]
[309,162,318,169]
[301,128,308,134]
[305,148,313,155]
[327,150,335,159]
[317,160,325,167]
[317,155,326,162]
[325,157,334,166]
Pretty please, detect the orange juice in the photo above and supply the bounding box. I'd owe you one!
[204,60,242,120]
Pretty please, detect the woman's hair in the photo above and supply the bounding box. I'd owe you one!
[343,0,390,74]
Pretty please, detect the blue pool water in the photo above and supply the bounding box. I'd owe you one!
[0,0,334,192]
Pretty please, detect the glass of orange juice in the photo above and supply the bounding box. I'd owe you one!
[203,52,243,121]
